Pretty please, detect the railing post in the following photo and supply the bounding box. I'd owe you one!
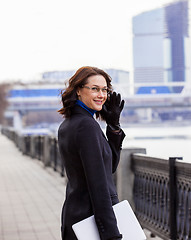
[117,148,146,208]
[54,138,57,171]
[169,157,182,240]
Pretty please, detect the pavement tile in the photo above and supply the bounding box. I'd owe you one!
[16,222,33,232]
[3,235,20,240]
[19,231,37,240]
[35,231,57,240]
[2,223,18,232]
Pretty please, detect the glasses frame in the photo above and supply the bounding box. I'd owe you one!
[81,85,110,95]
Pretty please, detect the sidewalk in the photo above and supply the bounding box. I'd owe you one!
[0,133,66,240]
[0,132,162,240]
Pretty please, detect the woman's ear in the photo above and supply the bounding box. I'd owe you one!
[76,88,81,98]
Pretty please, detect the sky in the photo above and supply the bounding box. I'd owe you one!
[0,0,172,82]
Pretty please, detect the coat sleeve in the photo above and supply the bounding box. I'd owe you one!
[76,119,122,240]
[106,126,126,173]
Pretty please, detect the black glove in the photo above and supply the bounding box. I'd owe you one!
[102,92,124,130]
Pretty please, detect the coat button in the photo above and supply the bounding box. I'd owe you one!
[100,226,104,232]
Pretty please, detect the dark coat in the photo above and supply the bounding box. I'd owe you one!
[58,105,125,240]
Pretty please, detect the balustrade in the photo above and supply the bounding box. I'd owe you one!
[132,154,191,240]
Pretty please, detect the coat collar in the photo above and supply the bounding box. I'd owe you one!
[76,100,96,116]
[72,105,94,118]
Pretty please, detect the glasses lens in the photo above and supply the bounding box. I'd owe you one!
[91,87,98,93]
[102,88,108,94]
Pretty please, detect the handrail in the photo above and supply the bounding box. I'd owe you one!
[132,153,191,240]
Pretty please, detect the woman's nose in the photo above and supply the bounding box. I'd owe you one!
[97,90,104,97]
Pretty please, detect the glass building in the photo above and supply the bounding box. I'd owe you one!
[133,0,190,94]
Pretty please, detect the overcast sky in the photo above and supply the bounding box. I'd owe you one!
[0,0,173,82]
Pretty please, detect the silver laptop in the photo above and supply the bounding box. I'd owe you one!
[72,200,146,240]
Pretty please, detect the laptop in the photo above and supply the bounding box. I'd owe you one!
[72,200,146,240]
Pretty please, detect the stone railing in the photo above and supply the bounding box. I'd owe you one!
[1,128,64,176]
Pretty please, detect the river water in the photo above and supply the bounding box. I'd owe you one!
[121,125,191,163]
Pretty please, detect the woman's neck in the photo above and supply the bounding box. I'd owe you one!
[76,100,97,116]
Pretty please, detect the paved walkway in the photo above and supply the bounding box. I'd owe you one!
[0,132,66,240]
[0,132,162,240]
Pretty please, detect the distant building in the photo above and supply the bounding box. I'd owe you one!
[104,69,129,84]
[41,69,130,97]
[133,0,190,94]
[105,69,130,97]
[42,70,75,82]
[42,69,129,83]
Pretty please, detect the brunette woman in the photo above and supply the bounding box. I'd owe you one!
[58,66,125,240]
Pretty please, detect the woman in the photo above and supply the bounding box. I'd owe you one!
[58,66,125,240]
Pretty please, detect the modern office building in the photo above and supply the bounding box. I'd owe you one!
[133,0,190,94]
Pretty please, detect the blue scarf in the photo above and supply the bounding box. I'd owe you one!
[76,100,96,116]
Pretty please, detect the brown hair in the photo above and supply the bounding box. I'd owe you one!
[58,66,112,119]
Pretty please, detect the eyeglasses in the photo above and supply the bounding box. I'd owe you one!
[81,85,109,95]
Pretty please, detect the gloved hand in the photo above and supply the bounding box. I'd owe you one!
[101,92,124,130]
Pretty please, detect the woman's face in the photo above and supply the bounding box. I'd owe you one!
[77,74,108,111]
